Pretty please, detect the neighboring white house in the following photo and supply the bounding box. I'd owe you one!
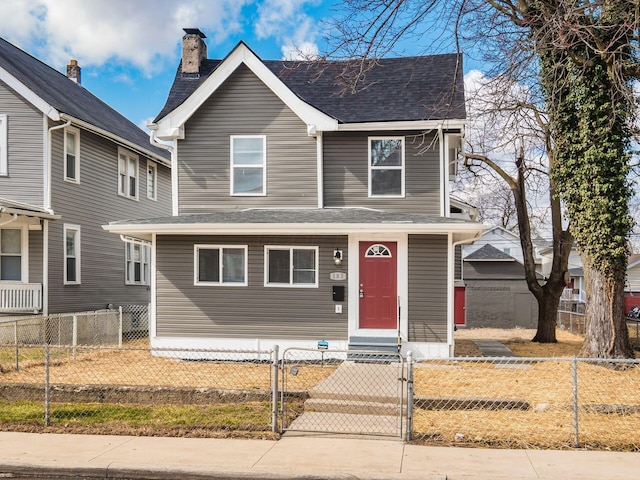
[462,226,538,266]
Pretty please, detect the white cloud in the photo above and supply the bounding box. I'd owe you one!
[0,0,250,74]
[255,0,320,60]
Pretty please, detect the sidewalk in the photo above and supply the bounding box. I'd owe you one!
[0,431,638,479]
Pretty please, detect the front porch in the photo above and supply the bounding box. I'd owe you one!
[0,283,42,314]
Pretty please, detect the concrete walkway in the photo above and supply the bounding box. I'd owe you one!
[0,431,638,479]
[473,340,515,356]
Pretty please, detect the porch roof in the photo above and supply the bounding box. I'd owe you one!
[0,197,60,220]
[104,208,484,242]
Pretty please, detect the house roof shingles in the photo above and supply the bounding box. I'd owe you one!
[0,37,169,162]
[464,244,516,261]
[155,49,466,124]
[110,208,479,227]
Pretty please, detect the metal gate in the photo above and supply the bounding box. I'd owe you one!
[280,348,407,437]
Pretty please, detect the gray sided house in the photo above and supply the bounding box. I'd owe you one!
[105,30,483,359]
[0,37,171,317]
[463,244,539,329]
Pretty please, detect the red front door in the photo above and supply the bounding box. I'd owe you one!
[359,241,397,329]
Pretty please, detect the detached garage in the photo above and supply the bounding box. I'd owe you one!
[463,244,539,329]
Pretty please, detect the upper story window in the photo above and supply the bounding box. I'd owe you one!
[230,135,266,196]
[194,245,248,286]
[146,161,157,200]
[0,228,21,281]
[0,114,7,176]
[265,246,318,288]
[64,126,80,183]
[369,137,405,197]
[118,148,139,200]
[64,224,81,285]
[125,241,150,285]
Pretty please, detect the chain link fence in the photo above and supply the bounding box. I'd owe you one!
[280,348,405,437]
[1,338,639,450]
[409,357,640,450]
[0,305,149,369]
[0,344,276,437]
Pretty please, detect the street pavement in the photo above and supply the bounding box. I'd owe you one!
[0,431,639,479]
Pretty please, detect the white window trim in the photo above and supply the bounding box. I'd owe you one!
[146,161,157,201]
[118,148,139,201]
[0,226,28,282]
[264,245,319,288]
[230,135,266,196]
[63,224,81,285]
[125,241,150,285]
[194,244,248,286]
[0,114,7,176]
[368,136,405,198]
[63,126,80,183]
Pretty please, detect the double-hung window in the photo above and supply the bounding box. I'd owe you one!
[64,224,81,284]
[64,126,80,183]
[230,135,266,195]
[369,137,405,197]
[118,148,139,200]
[194,245,247,286]
[125,242,150,285]
[0,228,22,281]
[146,161,157,200]
[0,114,7,176]
[265,246,318,287]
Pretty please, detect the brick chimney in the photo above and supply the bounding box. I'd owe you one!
[66,59,81,84]
[182,28,207,75]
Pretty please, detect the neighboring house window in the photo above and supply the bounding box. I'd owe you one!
[230,135,266,195]
[118,149,139,200]
[194,245,248,286]
[64,126,80,183]
[369,137,405,197]
[125,242,150,285]
[265,246,318,287]
[64,224,81,284]
[0,228,21,281]
[503,248,511,255]
[0,114,7,176]
[146,161,157,200]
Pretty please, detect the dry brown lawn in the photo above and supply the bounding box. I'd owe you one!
[454,328,585,357]
[2,333,639,450]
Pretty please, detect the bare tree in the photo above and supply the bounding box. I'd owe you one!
[325,0,637,355]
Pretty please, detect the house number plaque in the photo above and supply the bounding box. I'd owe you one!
[329,272,347,281]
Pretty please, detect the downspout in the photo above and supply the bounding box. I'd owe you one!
[148,128,176,216]
[448,231,483,355]
[0,212,18,227]
[44,119,70,317]
[46,120,71,213]
[438,124,445,217]
[316,132,323,209]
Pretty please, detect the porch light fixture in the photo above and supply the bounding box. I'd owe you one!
[333,249,342,265]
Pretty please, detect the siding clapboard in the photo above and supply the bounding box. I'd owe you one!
[28,229,43,284]
[323,131,441,214]
[0,80,44,206]
[156,235,349,340]
[178,65,318,213]
[48,124,171,313]
[408,234,448,342]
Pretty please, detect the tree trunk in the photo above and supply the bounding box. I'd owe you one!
[580,254,634,358]
[532,286,563,343]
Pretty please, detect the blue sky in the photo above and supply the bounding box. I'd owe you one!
[0,0,475,129]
